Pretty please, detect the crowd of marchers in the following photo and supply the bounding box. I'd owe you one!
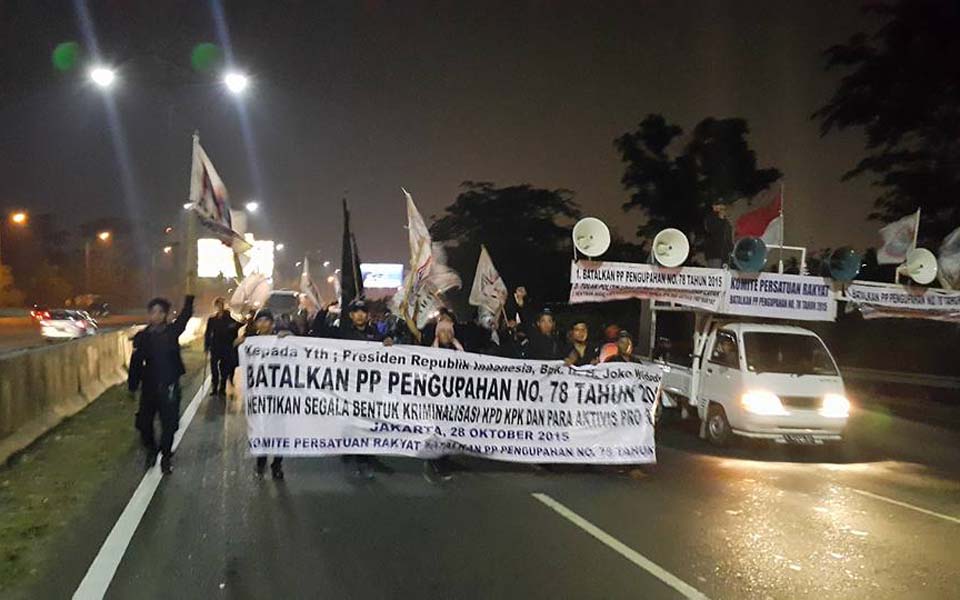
[128,286,645,483]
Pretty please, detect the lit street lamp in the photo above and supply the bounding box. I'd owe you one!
[0,210,29,266]
[276,243,285,252]
[223,71,250,95]
[89,66,116,89]
[163,246,173,254]
[245,201,259,213]
[84,231,113,292]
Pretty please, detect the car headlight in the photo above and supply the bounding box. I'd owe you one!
[741,390,788,416]
[820,393,850,418]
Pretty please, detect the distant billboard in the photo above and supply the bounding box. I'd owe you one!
[197,236,275,279]
[361,263,403,289]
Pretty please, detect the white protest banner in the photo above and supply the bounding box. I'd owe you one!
[721,272,837,322]
[847,283,960,322]
[240,336,662,464]
[569,261,727,310]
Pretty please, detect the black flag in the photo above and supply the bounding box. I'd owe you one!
[340,199,364,329]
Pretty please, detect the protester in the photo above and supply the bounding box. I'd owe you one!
[236,308,287,480]
[204,297,241,397]
[432,317,464,351]
[337,299,390,478]
[422,317,462,481]
[524,307,566,360]
[598,323,622,362]
[564,321,598,366]
[704,201,733,268]
[603,330,641,363]
[128,294,194,475]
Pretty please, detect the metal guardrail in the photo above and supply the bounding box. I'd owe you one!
[841,367,960,390]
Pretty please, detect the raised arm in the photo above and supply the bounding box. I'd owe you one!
[171,295,195,337]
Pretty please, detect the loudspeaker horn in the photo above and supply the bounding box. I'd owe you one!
[572,217,611,258]
[651,228,690,268]
[827,247,862,282]
[898,248,938,285]
[732,237,768,272]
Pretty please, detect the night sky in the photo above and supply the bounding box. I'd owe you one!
[0,0,879,268]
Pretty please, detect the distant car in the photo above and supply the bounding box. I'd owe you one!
[39,310,99,340]
[30,305,48,322]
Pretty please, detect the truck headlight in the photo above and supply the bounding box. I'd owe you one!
[741,390,788,416]
[820,394,850,418]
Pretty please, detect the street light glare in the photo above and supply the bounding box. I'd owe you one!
[90,66,116,88]
[245,201,259,213]
[163,246,173,254]
[97,231,112,242]
[10,211,28,225]
[224,71,249,95]
[276,243,285,251]
[323,261,330,268]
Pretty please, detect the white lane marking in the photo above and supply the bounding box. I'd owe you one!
[851,488,960,525]
[532,493,710,600]
[73,376,211,600]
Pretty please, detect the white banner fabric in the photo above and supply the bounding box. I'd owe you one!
[240,336,662,464]
[721,272,837,321]
[569,261,728,311]
[847,283,960,322]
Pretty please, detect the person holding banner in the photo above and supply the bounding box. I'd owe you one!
[236,309,287,480]
[564,321,599,366]
[128,294,195,475]
[603,330,642,364]
[525,308,566,360]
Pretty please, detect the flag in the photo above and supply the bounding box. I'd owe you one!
[877,209,920,264]
[187,134,251,253]
[938,225,960,290]
[300,257,323,317]
[469,245,508,329]
[339,199,364,330]
[735,191,782,241]
[229,271,271,314]
[397,189,461,332]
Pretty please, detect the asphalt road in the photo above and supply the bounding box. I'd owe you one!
[23,378,958,600]
[0,315,144,355]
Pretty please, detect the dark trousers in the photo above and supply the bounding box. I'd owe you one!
[136,381,181,457]
[256,456,283,470]
[210,353,235,394]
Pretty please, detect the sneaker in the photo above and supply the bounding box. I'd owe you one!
[160,455,173,475]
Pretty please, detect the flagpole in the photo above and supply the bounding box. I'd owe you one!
[184,132,200,296]
[778,182,784,274]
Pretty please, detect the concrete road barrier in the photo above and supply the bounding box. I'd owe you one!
[0,327,137,465]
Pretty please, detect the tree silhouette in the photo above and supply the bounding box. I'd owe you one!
[814,0,960,248]
[615,114,781,254]
[430,182,581,306]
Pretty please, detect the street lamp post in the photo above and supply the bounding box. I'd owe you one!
[0,211,28,266]
[84,231,112,292]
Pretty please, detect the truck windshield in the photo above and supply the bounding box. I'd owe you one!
[742,332,838,376]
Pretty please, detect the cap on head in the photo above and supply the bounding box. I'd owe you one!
[618,330,633,340]
[347,299,368,313]
[254,308,274,322]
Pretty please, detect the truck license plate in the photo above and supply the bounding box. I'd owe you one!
[780,434,820,445]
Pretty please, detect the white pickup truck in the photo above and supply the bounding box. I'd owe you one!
[658,319,850,447]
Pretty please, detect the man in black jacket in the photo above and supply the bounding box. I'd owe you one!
[703,201,733,268]
[204,297,241,397]
[128,295,194,474]
[525,308,566,360]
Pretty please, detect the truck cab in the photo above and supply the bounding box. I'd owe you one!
[696,322,849,446]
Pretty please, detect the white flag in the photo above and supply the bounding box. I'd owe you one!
[188,135,251,253]
[938,225,960,290]
[877,210,920,264]
[300,257,323,317]
[469,245,508,328]
[397,189,461,330]
[760,215,783,246]
[229,272,272,315]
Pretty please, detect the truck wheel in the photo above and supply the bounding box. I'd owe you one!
[706,404,732,447]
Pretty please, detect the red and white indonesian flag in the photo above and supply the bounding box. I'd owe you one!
[397,189,461,329]
[469,245,508,328]
[735,191,782,245]
[938,225,960,290]
[300,257,323,317]
[188,136,251,253]
[877,209,920,265]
